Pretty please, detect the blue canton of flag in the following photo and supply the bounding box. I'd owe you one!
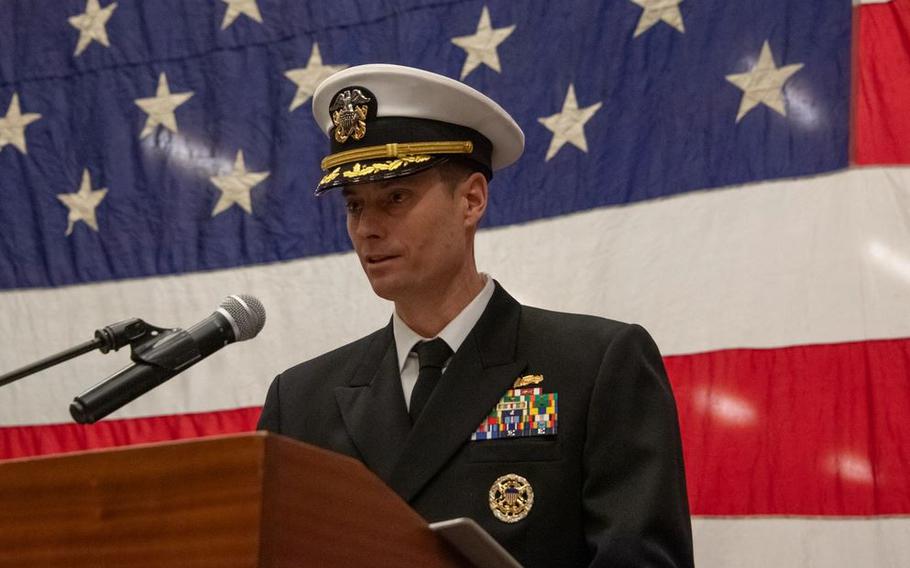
[0,0,849,291]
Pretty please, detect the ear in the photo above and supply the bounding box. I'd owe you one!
[459,171,488,228]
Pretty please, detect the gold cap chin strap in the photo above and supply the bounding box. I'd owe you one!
[320,140,474,171]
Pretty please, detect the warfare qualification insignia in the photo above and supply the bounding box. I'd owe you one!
[513,374,543,388]
[330,88,371,143]
[489,474,534,523]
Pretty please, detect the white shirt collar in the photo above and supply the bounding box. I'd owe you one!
[392,274,496,372]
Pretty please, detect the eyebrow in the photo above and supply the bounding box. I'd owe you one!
[341,179,415,197]
[374,179,411,190]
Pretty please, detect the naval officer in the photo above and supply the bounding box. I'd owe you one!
[258,64,694,567]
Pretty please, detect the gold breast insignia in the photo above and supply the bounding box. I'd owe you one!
[489,473,534,523]
[513,374,543,388]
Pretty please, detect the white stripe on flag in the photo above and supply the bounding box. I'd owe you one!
[480,166,910,354]
[693,517,910,567]
[1,167,908,425]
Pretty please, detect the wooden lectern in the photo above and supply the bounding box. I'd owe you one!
[0,433,469,567]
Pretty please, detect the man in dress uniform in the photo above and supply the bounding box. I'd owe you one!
[257,64,694,567]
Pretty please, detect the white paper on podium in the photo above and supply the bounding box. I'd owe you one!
[429,517,523,568]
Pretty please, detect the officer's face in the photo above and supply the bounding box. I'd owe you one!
[341,168,481,303]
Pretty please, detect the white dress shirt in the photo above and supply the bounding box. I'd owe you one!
[393,274,496,409]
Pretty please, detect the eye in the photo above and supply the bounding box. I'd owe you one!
[388,190,409,205]
[344,200,362,215]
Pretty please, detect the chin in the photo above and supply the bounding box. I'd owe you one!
[365,275,404,302]
[370,285,397,302]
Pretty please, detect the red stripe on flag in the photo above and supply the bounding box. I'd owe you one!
[0,407,260,461]
[668,336,910,516]
[854,0,910,163]
[3,338,909,516]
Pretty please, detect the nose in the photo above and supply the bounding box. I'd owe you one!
[350,202,384,240]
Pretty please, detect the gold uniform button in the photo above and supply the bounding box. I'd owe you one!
[489,473,534,523]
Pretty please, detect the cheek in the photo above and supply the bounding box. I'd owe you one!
[346,216,361,245]
[420,215,463,259]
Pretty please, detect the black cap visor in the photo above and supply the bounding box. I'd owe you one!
[316,116,493,194]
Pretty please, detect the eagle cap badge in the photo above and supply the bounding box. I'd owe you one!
[489,473,534,523]
[329,87,373,143]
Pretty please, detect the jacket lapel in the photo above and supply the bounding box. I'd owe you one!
[334,324,411,483]
[388,284,527,502]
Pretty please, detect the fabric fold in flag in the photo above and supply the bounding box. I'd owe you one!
[0,0,908,566]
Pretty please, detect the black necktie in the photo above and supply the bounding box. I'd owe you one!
[408,338,453,423]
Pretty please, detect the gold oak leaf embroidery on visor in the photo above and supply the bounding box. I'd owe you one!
[340,155,433,179]
[320,167,341,186]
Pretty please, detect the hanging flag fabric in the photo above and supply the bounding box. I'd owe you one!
[1,1,908,566]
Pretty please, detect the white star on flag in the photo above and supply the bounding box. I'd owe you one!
[221,0,263,30]
[630,0,685,37]
[134,73,194,138]
[57,170,108,236]
[0,93,42,154]
[285,44,347,112]
[68,0,118,57]
[450,5,515,80]
[209,150,269,216]
[726,40,805,123]
[538,84,603,162]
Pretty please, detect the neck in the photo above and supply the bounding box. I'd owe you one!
[395,268,485,338]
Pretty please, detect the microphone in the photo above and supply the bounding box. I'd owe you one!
[69,294,266,424]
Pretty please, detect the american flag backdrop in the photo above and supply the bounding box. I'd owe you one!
[2,0,909,565]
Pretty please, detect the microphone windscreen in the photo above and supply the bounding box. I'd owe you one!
[219,294,266,341]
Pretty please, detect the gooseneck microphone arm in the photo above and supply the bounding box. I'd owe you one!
[70,294,266,425]
[0,294,265,424]
[0,338,104,388]
[69,326,202,424]
[0,318,168,389]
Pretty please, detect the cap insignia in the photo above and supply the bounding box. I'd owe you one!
[489,473,534,523]
[330,88,372,144]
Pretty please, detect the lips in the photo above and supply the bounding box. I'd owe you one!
[365,254,399,265]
